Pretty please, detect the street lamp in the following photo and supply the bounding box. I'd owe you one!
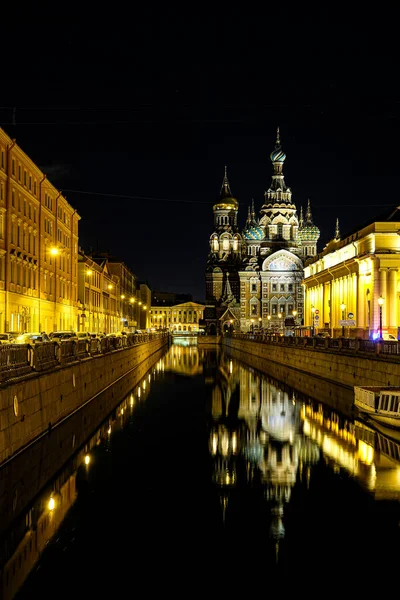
[278,312,282,334]
[378,296,384,340]
[267,314,271,333]
[311,306,316,337]
[340,302,346,337]
[258,317,262,331]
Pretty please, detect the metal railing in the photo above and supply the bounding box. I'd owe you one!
[230,332,400,357]
[0,332,167,384]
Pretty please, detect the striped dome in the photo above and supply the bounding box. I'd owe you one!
[270,148,286,163]
[244,226,264,240]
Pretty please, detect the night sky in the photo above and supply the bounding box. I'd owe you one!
[2,66,400,301]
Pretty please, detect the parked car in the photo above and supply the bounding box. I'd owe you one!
[0,333,16,344]
[15,332,51,345]
[50,331,78,342]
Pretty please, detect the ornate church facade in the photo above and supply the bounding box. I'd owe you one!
[205,130,320,334]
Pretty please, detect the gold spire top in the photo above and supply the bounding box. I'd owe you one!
[276,126,281,148]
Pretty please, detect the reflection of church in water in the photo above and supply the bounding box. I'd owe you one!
[207,352,320,552]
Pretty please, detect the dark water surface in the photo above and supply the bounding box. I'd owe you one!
[3,340,400,597]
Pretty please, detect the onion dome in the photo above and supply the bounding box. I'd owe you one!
[270,127,286,163]
[213,166,238,210]
[244,226,264,240]
[298,199,320,243]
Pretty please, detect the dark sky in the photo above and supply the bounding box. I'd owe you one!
[2,58,400,300]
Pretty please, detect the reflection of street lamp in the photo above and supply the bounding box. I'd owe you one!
[340,302,346,337]
[292,310,298,335]
[378,296,384,340]
[278,312,282,333]
[258,317,262,330]
[311,306,316,337]
[267,314,271,332]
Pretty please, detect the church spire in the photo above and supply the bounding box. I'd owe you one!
[334,218,340,241]
[305,199,313,224]
[299,206,304,228]
[220,165,232,200]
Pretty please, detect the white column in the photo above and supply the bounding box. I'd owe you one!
[389,268,398,327]
[379,268,388,327]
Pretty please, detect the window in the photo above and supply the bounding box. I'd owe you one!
[280,284,285,292]
[29,175,32,190]
[251,304,257,315]
[288,284,293,292]
[272,305,277,315]
[33,180,37,195]
[12,159,15,175]
[1,150,4,169]
[12,191,15,207]
[18,165,21,180]
[277,223,283,237]
[251,283,257,292]
[279,305,285,314]
[272,284,277,292]
[24,170,27,186]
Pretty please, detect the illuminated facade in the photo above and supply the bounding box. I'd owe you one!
[302,207,400,338]
[206,130,320,333]
[0,127,80,333]
[149,301,204,332]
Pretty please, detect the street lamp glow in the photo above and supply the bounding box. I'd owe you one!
[50,247,58,256]
[120,294,125,300]
[86,269,92,276]
[107,284,113,290]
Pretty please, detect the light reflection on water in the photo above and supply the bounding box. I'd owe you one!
[6,339,400,596]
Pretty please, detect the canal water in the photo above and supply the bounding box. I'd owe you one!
[3,338,400,597]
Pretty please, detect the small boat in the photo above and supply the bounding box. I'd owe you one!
[354,385,400,428]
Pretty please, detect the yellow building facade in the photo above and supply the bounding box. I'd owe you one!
[303,210,400,338]
[0,128,80,334]
[149,301,204,332]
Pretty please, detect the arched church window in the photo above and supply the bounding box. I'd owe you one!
[233,239,238,251]
[213,239,219,251]
[223,238,229,251]
[277,223,283,238]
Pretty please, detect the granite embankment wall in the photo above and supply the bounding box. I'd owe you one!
[0,336,168,465]
[223,337,400,411]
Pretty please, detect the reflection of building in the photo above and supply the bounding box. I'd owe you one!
[163,343,203,376]
[208,358,319,551]
[205,130,321,334]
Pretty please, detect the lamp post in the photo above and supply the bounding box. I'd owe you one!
[258,317,262,331]
[267,314,271,334]
[311,306,316,337]
[378,296,384,340]
[278,312,282,334]
[340,302,346,337]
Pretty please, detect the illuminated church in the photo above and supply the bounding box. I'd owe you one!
[205,129,321,334]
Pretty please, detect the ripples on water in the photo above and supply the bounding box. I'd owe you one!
[2,338,400,597]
